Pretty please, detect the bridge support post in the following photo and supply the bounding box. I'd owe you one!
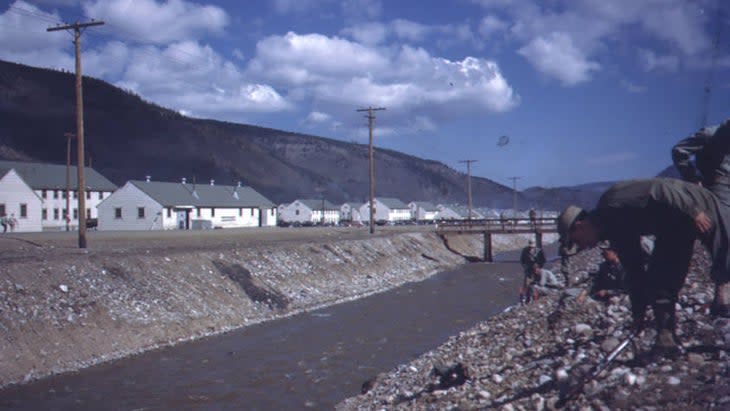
[483,232,492,262]
[535,232,543,249]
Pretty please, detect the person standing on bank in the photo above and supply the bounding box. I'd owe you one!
[558,178,730,354]
[520,239,545,274]
[672,118,730,316]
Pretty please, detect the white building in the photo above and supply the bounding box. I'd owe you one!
[0,160,117,232]
[0,168,42,232]
[359,197,410,224]
[339,202,362,223]
[97,178,276,231]
[279,199,340,225]
[408,201,438,223]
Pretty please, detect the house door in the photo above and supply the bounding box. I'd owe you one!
[176,210,188,229]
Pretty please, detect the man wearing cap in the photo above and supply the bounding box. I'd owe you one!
[520,239,545,274]
[558,178,730,354]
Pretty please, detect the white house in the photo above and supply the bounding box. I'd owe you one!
[0,168,43,232]
[339,202,362,223]
[97,178,276,231]
[359,197,410,223]
[0,160,117,231]
[408,201,438,223]
[279,199,340,225]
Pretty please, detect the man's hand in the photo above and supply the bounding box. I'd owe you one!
[694,211,712,234]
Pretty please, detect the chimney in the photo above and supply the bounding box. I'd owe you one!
[181,177,186,184]
[210,179,215,186]
[145,175,151,183]
[237,181,242,188]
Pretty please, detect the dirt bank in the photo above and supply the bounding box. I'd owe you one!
[0,229,525,388]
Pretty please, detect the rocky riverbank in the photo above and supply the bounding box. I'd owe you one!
[0,229,533,389]
[337,244,730,411]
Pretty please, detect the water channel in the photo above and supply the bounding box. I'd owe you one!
[0,254,544,410]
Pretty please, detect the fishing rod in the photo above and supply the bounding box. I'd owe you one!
[555,329,637,408]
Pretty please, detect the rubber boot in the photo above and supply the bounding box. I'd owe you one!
[652,299,680,358]
[711,281,730,318]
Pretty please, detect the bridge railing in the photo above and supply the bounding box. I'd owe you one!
[435,217,558,234]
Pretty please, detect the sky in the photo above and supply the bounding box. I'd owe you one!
[0,0,729,189]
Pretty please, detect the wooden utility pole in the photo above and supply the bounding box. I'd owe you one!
[356,106,386,234]
[509,176,521,217]
[48,19,104,248]
[459,160,477,221]
[64,132,74,232]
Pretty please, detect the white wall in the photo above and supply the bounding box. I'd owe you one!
[279,201,315,223]
[359,200,410,222]
[37,188,112,231]
[0,170,43,232]
[191,206,260,228]
[261,207,277,227]
[97,183,164,231]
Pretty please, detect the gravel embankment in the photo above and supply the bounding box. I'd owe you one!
[337,244,730,411]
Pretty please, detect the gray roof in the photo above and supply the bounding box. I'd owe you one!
[296,199,338,211]
[378,197,409,209]
[129,180,274,208]
[0,160,117,191]
[412,201,438,212]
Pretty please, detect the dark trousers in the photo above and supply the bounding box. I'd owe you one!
[603,206,696,323]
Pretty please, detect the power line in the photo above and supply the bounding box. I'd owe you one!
[508,176,521,217]
[459,160,477,221]
[356,106,386,234]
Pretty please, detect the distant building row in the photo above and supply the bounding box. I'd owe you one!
[0,160,487,232]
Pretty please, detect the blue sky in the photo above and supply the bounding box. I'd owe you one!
[0,0,729,189]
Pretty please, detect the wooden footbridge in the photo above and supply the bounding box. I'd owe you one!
[435,217,558,262]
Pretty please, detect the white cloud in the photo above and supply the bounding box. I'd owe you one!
[473,0,712,84]
[638,49,679,72]
[247,32,518,117]
[518,33,600,86]
[82,0,229,45]
[303,111,332,126]
[248,32,389,85]
[479,15,508,38]
[0,1,70,66]
[340,22,387,45]
[391,19,430,42]
[232,48,244,61]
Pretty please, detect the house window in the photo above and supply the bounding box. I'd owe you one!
[73,208,78,219]
[42,209,48,220]
[295,209,300,215]
[86,208,91,219]
[62,191,67,199]
[137,207,145,219]
[53,190,58,199]
[114,208,122,219]
[20,204,27,218]
[63,208,68,220]
[42,190,47,199]
[0,204,4,217]
[53,208,59,220]
[86,191,91,200]
[98,192,103,200]
[211,208,215,217]
[167,208,172,218]
[73,191,78,199]
[239,208,243,217]
[251,208,255,216]
[196,208,201,217]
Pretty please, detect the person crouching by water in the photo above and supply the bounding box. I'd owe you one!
[558,178,730,356]
[520,263,561,304]
[576,243,627,304]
